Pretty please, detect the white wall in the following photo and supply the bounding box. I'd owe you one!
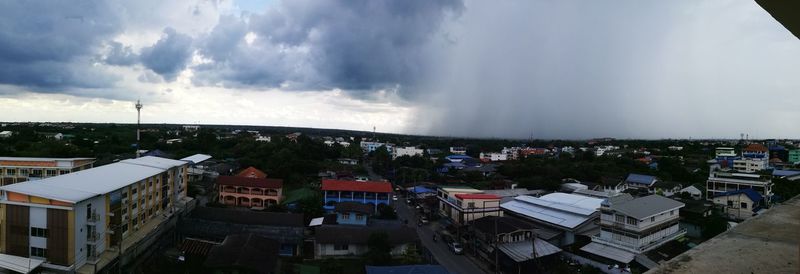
[29,207,48,250]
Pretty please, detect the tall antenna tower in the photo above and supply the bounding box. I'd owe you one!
[135,100,143,158]
[373,126,376,140]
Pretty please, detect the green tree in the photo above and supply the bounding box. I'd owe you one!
[365,232,393,266]
[399,244,422,264]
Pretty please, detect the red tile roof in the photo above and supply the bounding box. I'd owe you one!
[321,179,392,193]
[454,193,501,200]
[744,144,768,152]
[217,175,283,189]
[236,167,267,178]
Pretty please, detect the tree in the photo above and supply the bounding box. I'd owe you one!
[399,244,422,264]
[365,232,393,265]
[376,203,397,219]
[371,145,392,175]
[295,194,324,223]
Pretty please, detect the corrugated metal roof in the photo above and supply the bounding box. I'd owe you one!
[626,173,657,186]
[610,194,685,219]
[500,193,602,229]
[0,156,185,203]
[180,154,212,164]
[497,238,561,262]
[0,253,45,273]
[580,242,635,263]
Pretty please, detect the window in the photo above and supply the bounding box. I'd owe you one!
[122,224,128,234]
[30,247,47,257]
[650,216,655,222]
[626,217,638,225]
[467,202,476,209]
[615,215,625,223]
[46,170,56,177]
[31,169,42,177]
[355,214,364,221]
[727,201,734,207]
[334,244,348,251]
[131,188,138,195]
[341,213,350,219]
[7,169,15,176]
[31,227,48,238]
[20,169,29,176]
[741,202,748,209]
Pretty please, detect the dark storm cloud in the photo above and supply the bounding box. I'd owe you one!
[104,41,138,66]
[193,0,463,91]
[0,0,122,90]
[140,28,194,81]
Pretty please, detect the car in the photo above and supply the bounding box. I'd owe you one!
[392,195,398,201]
[406,199,412,204]
[420,216,429,224]
[449,242,463,254]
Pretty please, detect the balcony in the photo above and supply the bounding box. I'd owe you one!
[87,231,101,244]
[87,212,100,225]
[591,228,687,253]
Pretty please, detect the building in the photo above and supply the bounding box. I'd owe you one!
[0,157,96,185]
[678,185,703,200]
[479,152,508,162]
[624,173,658,189]
[789,149,800,164]
[449,147,467,155]
[500,193,603,246]
[706,168,772,205]
[0,156,190,273]
[713,147,739,169]
[581,194,685,265]
[337,158,358,165]
[0,131,12,138]
[470,216,561,272]
[313,224,417,259]
[733,144,769,173]
[360,141,394,153]
[438,192,502,225]
[334,202,374,225]
[393,146,424,159]
[768,145,788,162]
[179,207,304,257]
[255,135,271,142]
[366,265,449,274]
[711,188,764,221]
[321,179,392,211]
[236,166,267,179]
[216,175,283,209]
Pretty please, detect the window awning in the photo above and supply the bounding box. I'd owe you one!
[0,253,44,273]
[580,242,635,263]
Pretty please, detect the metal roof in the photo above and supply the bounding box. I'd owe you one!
[609,194,685,219]
[625,173,657,186]
[714,188,763,203]
[497,238,562,262]
[0,157,94,162]
[0,156,185,203]
[580,242,635,263]
[500,193,602,229]
[0,253,45,273]
[180,154,212,164]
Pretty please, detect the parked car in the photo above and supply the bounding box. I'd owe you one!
[449,242,463,255]
[420,216,429,224]
[392,195,398,201]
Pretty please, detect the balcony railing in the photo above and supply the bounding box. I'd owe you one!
[591,228,687,253]
[87,212,100,224]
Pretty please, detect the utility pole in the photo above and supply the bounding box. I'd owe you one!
[135,100,143,158]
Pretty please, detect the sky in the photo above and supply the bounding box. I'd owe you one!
[0,0,798,139]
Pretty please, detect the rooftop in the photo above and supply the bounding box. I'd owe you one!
[743,143,768,152]
[0,156,95,162]
[500,193,603,229]
[646,195,800,274]
[236,166,267,178]
[713,188,762,203]
[204,234,279,272]
[607,194,685,219]
[334,201,374,215]
[454,193,500,200]
[180,154,212,164]
[321,179,393,193]
[0,156,184,203]
[216,175,283,189]
[625,173,658,186]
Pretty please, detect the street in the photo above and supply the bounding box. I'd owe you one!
[395,196,487,274]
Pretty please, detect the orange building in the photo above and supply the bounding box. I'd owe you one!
[217,176,283,209]
[236,166,267,178]
[0,157,95,186]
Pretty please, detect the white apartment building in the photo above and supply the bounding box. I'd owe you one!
[706,169,772,205]
[360,141,394,153]
[449,147,467,155]
[581,194,685,264]
[393,146,424,159]
[479,152,508,162]
[715,147,736,158]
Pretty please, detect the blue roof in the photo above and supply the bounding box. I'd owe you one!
[625,173,657,186]
[409,186,436,194]
[772,169,800,177]
[714,188,763,203]
[366,265,450,274]
[445,155,473,160]
[769,145,786,151]
[442,162,466,168]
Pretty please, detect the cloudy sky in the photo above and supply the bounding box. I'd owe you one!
[1,0,798,139]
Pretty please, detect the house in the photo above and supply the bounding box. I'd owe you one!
[706,167,772,205]
[313,224,418,259]
[678,185,703,200]
[165,138,182,144]
[678,199,714,238]
[360,141,394,153]
[285,132,302,142]
[255,135,271,142]
[366,265,449,274]
[393,146,424,159]
[337,158,359,165]
[470,216,561,272]
[581,194,685,266]
[436,187,501,225]
[0,131,12,138]
[216,175,283,208]
[449,147,467,155]
[321,179,393,211]
[334,202,374,225]
[733,144,769,173]
[204,234,279,274]
[0,156,96,185]
[624,173,658,189]
[712,188,764,221]
[179,207,305,257]
[180,154,213,183]
[0,156,190,273]
[500,193,604,246]
[789,149,800,164]
[236,166,267,178]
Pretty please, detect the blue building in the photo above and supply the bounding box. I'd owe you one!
[322,179,393,211]
[334,202,374,226]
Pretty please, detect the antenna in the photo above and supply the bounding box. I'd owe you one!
[135,100,143,158]
[373,126,376,140]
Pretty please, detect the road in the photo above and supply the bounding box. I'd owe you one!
[395,196,487,274]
